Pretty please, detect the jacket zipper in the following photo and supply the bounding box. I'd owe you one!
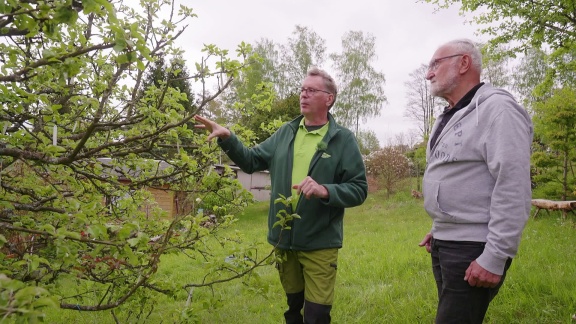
[290,133,332,249]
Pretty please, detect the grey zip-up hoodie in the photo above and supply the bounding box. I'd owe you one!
[423,83,533,275]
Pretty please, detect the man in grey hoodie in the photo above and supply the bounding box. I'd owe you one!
[418,39,533,323]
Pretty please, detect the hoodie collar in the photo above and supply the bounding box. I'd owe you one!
[444,82,484,114]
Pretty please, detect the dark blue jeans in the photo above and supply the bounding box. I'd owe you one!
[431,238,512,324]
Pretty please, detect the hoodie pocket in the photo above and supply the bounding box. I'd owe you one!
[423,179,455,222]
[423,178,491,224]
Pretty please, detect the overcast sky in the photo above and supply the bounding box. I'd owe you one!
[177,0,486,145]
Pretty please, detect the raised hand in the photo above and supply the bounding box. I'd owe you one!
[194,115,231,141]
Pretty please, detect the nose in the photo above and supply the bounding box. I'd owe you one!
[426,70,434,81]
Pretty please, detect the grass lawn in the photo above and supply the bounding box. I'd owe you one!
[42,189,576,323]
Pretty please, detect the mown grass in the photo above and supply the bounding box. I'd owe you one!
[41,189,576,323]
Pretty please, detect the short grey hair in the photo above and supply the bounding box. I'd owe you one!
[307,67,338,108]
[444,39,482,74]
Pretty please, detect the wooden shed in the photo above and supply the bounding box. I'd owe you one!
[214,164,271,202]
[102,160,272,219]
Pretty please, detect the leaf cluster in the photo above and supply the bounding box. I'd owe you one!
[420,0,576,55]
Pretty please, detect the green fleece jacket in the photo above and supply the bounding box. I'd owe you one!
[218,114,368,251]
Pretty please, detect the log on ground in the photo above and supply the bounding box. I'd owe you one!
[531,199,576,218]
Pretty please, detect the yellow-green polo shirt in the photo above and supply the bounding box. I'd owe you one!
[291,119,329,208]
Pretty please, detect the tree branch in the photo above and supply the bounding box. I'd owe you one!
[0,43,116,82]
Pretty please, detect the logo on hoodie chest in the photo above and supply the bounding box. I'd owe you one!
[433,122,464,163]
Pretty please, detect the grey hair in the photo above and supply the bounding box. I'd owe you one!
[307,67,338,108]
[444,39,483,74]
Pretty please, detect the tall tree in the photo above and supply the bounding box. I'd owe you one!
[254,38,282,88]
[404,64,444,141]
[220,29,326,142]
[279,25,327,97]
[331,31,387,135]
[139,54,198,156]
[244,93,301,142]
[512,47,550,111]
[531,87,576,200]
[356,130,381,155]
[542,46,576,91]
[219,42,280,142]
[511,46,576,199]
[480,43,511,89]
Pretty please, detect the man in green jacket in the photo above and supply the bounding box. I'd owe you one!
[194,67,368,324]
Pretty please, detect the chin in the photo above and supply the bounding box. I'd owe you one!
[430,87,442,97]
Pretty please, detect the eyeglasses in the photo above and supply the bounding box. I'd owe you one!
[299,87,331,95]
[427,54,464,71]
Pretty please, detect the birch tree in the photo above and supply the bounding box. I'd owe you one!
[331,31,387,135]
[480,43,512,89]
[512,47,549,111]
[279,25,327,97]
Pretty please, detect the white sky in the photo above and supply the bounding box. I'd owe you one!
[176,0,486,145]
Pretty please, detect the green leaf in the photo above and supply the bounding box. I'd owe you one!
[32,296,58,309]
[53,6,78,24]
[82,0,101,13]
[14,286,48,301]
[39,224,56,233]
[117,223,138,240]
[63,231,81,240]
[137,59,145,71]
[123,245,139,265]
[127,233,149,248]
[87,224,108,239]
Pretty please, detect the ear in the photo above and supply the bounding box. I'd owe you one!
[326,94,334,108]
[460,54,472,74]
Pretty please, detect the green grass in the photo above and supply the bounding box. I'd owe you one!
[40,189,576,323]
